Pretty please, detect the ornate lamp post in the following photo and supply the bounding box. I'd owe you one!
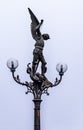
[7,8,67,130]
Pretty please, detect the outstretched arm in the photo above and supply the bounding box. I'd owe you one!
[35,19,44,30]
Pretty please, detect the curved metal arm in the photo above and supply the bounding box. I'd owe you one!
[40,74,63,96]
[52,75,62,87]
[11,71,34,94]
[12,72,26,86]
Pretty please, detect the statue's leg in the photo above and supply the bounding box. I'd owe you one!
[41,63,47,76]
[32,53,39,76]
[40,54,47,75]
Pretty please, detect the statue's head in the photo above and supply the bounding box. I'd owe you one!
[42,34,50,40]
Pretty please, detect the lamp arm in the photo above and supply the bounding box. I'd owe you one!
[11,71,34,94]
[40,74,63,96]
[52,75,63,87]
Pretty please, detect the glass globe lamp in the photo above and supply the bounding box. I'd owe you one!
[56,63,68,75]
[7,58,19,72]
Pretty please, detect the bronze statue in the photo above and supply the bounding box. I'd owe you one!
[28,8,50,80]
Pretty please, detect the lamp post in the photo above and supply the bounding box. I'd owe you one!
[7,8,67,130]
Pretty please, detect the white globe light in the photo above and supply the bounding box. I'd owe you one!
[56,63,68,73]
[7,58,19,69]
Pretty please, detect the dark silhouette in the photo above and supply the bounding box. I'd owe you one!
[28,8,50,79]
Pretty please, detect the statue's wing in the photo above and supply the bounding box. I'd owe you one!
[28,8,39,26]
[28,8,42,41]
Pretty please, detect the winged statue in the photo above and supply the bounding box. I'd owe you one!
[28,8,50,82]
[28,8,43,41]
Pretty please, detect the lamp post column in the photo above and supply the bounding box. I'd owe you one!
[33,99,42,130]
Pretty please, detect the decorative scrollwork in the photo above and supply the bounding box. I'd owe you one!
[11,69,63,99]
[42,88,49,96]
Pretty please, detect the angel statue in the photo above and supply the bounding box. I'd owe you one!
[28,8,50,81]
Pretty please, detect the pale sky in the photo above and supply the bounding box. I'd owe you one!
[0,0,83,130]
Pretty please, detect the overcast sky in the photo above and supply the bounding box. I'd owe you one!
[0,0,83,130]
